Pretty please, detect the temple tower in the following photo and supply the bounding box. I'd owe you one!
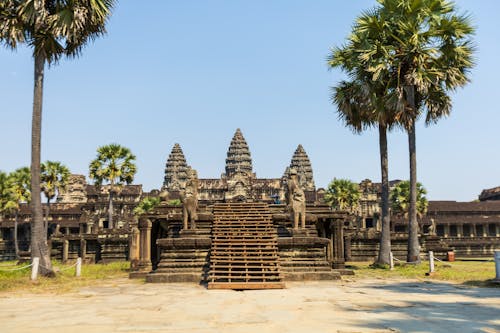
[163,143,190,191]
[225,128,253,176]
[283,144,315,192]
[224,129,254,201]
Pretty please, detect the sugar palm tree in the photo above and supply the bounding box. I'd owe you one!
[391,181,428,232]
[2,168,31,259]
[328,37,398,265]
[324,178,361,213]
[41,161,70,233]
[0,0,116,276]
[89,144,137,229]
[342,0,474,262]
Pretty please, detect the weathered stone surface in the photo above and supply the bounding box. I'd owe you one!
[283,145,315,192]
[225,128,253,177]
[163,143,190,191]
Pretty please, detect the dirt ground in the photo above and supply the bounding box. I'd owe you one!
[0,278,499,333]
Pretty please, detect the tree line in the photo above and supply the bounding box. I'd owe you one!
[0,143,137,271]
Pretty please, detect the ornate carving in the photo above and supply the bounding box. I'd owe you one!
[163,143,190,191]
[287,169,306,229]
[57,174,87,203]
[180,168,199,229]
[225,128,253,177]
[283,145,315,192]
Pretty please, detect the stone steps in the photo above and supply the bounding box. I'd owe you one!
[208,203,284,289]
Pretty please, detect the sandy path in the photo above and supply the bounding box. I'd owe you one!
[0,278,499,333]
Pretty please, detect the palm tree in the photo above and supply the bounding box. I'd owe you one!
[41,161,70,234]
[324,178,361,213]
[89,144,137,229]
[328,32,398,265]
[0,0,116,276]
[133,197,160,216]
[391,181,428,234]
[3,168,31,259]
[340,0,474,263]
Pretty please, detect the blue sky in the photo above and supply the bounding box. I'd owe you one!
[0,1,498,201]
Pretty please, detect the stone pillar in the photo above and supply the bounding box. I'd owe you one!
[457,224,463,238]
[444,224,450,238]
[62,239,69,263]
[80,239,87,262]
[471,224,476,238]
[331,219,345,269]
[344,235,352,262]
[137,218,152,272]
[129,227,140,270]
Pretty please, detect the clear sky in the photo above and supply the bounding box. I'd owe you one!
[1,1,498,202]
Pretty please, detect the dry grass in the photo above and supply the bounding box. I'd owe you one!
[347,260,499,287]
[0,260,133,294]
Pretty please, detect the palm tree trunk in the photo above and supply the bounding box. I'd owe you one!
[14,211,19,259]
[377,123,391,265]
[45,198,50,237]
[108,184,114,229]
[407,86,420,263]
[30,53,54,276]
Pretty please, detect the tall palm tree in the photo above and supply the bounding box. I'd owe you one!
[391,181,428,231]
[4,168,31,259]
[41,161,70,233]
[324,178,361,213]
[328,36,398,265]
[341,0,474,262]
[89,144,137,230]
[376,0,473,262]
[0,0,116,276]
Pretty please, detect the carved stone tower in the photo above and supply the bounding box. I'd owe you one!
[225,128,253,176]
[224,129,254,201]
[283,144,315,192]
[163,143,190,191]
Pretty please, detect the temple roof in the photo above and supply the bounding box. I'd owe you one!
[163,143,190,190]
[225,128,253,176]
[283,144,315,191]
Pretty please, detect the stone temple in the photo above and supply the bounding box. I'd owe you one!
[0,128,499,288]
[161,128,316,204]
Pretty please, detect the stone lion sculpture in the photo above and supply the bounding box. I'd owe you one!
[287,168,306,230]
[180,168,199,230]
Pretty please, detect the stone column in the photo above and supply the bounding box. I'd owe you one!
[137,218,152,272]
[457,224,463,238]
[80,239,87,262]
[129,227,140,270]
[471,224,476,238]
[344,235,352,262]
[331,219,345,269]
[62,239,69,263]
[444,224,450,238]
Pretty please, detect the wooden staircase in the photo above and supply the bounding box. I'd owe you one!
[208,202,285,289]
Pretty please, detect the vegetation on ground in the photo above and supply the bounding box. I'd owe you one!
[0,261,131,294]
[347,260,499,287]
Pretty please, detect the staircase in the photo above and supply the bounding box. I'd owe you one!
[208,202,284,289]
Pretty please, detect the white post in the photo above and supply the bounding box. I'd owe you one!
[31,257,39,281]
[429,251,435,273]
[389,252,394,270]
[495,250,500,281]
[76,257,82,277]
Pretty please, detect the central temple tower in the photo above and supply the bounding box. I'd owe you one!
[223,128,256,202]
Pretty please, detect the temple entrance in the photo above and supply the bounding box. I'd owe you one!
[207,202,284,289]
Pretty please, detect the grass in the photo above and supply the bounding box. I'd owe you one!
[347,260,499,287]
[1,259,497,294]
[0,260,132,294]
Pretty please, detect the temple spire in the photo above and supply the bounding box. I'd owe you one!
[284,144,315,191]
[163,143,190,191]
[225,128,253,176]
